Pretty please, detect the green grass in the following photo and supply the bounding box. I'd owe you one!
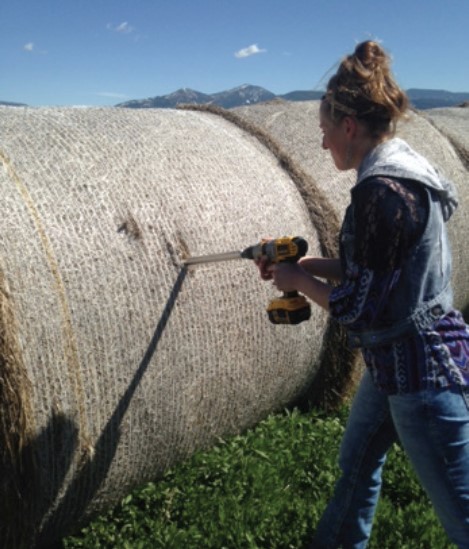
[63,406,455,549]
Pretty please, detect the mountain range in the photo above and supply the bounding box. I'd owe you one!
[0,100,28,107]
[115,84,469,110]
[115,85,306,109]
[2,85,468,110]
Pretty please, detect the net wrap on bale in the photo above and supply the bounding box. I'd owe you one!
[0,106,331,547]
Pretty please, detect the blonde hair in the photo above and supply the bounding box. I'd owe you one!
[322,41,409,137]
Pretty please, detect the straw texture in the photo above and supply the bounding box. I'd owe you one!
[423,106,469,171]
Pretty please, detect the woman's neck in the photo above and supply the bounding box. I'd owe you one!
[351,133,391,170]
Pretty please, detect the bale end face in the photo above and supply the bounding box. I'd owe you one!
[0,271,37,547]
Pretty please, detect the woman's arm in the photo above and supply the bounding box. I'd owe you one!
[298,256,342,281]
[256,252,340,312]
[256,255,341,282]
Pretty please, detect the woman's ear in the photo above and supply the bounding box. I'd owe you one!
[343,115,358,139]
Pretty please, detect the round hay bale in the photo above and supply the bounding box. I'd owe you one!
[422,107,469,171]
[0,106,333,546]
[396,109,469,318]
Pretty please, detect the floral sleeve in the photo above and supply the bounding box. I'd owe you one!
[329,178,428,329]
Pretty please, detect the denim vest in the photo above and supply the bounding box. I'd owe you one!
[343,138,458,349]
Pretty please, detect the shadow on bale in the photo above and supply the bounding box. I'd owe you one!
[32,268,188,548]
[1,411,78,549]
[463,304,469,324]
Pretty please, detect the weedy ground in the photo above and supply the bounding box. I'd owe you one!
[63,406,455,549]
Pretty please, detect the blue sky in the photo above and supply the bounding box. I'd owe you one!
[2,0,468,107]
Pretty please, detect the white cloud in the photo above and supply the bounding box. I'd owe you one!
[22,42,47,55]
[107,21,134,34]
[234,44,266,59]
[116,22,133,33]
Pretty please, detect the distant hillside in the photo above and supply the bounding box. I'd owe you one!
[116,85,469,110]
[2,87,469,110]
[119,89,213,109]
[280,90,324,102]
[0,100,27,107]
[407,89,469,109]
[116,85,319,109]
[116,85,277,109]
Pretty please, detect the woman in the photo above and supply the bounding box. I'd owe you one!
[258,41,469,548]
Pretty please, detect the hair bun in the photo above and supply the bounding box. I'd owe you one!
[324,40,409,137]
[354,41,389,73]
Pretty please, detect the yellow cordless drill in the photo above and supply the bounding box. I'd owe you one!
[184,236,311,325]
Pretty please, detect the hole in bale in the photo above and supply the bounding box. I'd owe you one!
[117,213,142,241]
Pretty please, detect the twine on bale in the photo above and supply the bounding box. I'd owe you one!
[179,103,360,409]
[447,135,469,172]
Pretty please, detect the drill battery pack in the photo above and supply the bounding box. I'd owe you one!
[267,292,311,325]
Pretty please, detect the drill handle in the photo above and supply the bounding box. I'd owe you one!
[283,290,300,298]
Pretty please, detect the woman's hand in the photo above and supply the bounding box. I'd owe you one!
[255,256,273,281]
[269,263,304,293]
[268,261,334,312]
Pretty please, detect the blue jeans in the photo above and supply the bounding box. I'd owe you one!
[311,370,469,548]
